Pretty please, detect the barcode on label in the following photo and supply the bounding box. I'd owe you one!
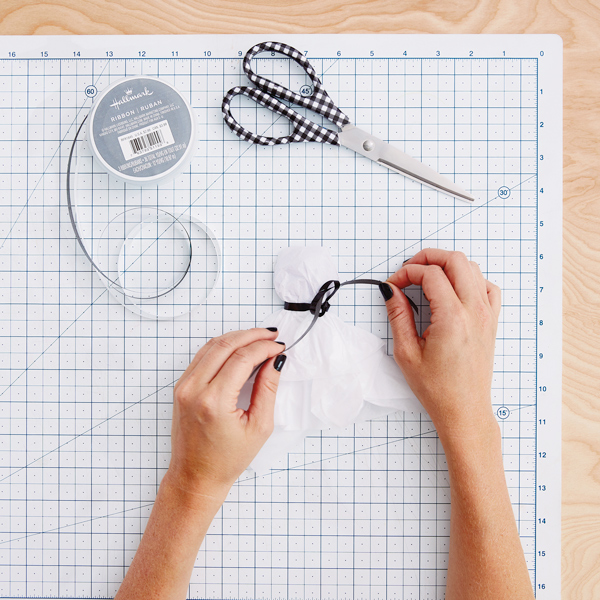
[129,130,165,155]
[118,120,175,162]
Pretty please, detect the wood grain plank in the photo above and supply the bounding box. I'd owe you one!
[1,1,599,598]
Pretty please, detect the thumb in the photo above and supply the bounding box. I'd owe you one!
[246,355,284,431]
[383,282,421,362]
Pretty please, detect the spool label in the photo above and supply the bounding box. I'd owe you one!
[90,77,194,181]
[118,120,175,161]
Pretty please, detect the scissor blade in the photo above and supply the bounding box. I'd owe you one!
[337,125,475,203]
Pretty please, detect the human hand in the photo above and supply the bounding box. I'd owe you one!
[166,328,286,499]
[384,249,501,446]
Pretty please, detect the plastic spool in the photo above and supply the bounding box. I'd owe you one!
[88,76,196,185]
[66,78,221,319]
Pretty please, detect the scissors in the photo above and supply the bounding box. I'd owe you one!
[222,41,474,203]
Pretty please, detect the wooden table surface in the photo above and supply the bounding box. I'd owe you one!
[1,1,599,598]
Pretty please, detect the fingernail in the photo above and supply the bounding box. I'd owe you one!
[266,327,278,332]
[403,256,413,265]
[275,341,285,346]
[379,282,394,301]
[274,354,287,372]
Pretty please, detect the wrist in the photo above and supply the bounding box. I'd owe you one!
[161,468,231,514]
[436,410,501,465]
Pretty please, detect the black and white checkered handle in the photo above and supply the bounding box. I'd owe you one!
[222,41,351,146]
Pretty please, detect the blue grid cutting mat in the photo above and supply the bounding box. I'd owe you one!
[0,34,562,600]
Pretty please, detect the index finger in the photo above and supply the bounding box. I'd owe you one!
[387,263,461,314]
[404,249,482,305]
[210,339,285,405]
[174,328,279,392]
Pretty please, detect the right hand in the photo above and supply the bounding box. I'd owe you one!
[384,249,501,445]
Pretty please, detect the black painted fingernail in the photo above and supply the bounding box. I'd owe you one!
[275,341,285,346]
[379,282,394,301]
[266,327,278,332]
[403,256,413,265]
[274,354,287,372]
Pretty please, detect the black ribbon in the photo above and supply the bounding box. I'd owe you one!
[282,278,418,354]
[284,279,342,317]
[66,115,193,301]
[250,276,420,379]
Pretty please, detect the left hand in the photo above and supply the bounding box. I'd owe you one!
[167,328,285,497]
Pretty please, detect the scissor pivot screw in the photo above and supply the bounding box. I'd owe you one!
[363,139,375,152]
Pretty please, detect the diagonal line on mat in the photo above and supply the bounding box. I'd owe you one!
[0,61,110,252]
[0,379,176,484]
[357,175,536,278]
[0,426,436,544]
[0,288,108,400]
[237,427,439,484]
[0,502,154,546]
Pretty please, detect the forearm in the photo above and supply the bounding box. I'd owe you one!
[440,417,534,600]
[114,471,228,600]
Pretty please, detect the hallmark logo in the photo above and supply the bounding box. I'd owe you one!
[110,86,153,110]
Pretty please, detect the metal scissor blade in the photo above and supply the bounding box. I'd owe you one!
[338,125,475,203]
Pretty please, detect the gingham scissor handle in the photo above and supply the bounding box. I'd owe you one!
[222,85,341,146]
[244,42,350,128]
[222,41,351,146]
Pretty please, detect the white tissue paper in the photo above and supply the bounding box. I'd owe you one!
[239,246,424,474]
